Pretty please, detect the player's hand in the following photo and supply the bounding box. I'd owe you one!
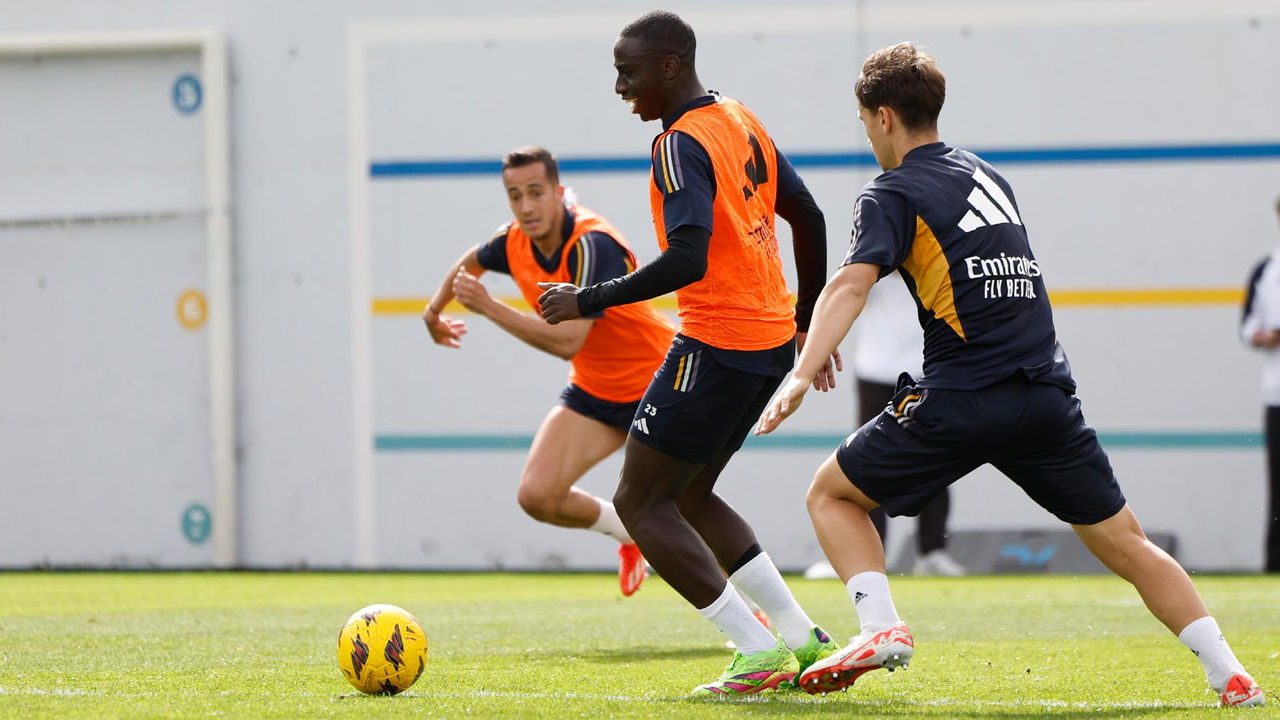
[422,306,467,348]
[536,282,583,325]
[797,332,843,392]
[1252,328,1280,349]
[452,270,492,314]
[755,375,810,435]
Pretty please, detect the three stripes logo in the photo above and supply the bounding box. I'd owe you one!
[958,167,1022,233]
[672,351,702,392]
[894,390,926,426]
[655,131,686,194]
[633,417,651,435]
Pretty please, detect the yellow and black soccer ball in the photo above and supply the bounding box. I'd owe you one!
[336,603,428,695]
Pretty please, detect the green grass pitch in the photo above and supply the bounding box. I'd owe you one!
[0,571,1275,718]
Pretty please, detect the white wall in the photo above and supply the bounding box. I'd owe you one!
[1,0,1277,571]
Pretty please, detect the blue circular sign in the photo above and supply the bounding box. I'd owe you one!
[181,503,212,544]
[173,74,203,114]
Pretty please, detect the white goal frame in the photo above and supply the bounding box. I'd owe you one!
[0,30,236,567]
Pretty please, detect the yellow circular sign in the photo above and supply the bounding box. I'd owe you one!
[177,289,208,330]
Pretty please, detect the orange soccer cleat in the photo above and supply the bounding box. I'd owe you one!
[1220,673,1265,707]
[618,543,647,596]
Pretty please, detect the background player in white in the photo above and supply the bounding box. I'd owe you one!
[758,42,1263,706]
[1240,194,1280,574]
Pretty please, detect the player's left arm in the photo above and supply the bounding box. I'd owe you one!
[757,262,879,434]
[775,149,841,391]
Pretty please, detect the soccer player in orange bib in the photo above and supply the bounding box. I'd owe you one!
[756,43,1263,707]
[423,146,673,597]
[539,11,841,696]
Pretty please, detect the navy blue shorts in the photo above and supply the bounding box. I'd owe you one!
[558,383,639,432]
[836,374,1126,525]
[628,340,787,464]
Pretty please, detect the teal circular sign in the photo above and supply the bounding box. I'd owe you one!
[173,74,202,114]
[181,504,212,544]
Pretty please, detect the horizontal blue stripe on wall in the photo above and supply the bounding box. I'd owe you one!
[370,142,1280,178]
[375,431,1262,452]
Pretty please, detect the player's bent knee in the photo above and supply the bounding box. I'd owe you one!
[611,485,641,526]
[516,482,565,522]
[804,479,828,516]
[806,457,865,513]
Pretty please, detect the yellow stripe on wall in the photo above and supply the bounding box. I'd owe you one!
[372,297,534,315]
[1048,287,1244,306]
[374,287,1244,316]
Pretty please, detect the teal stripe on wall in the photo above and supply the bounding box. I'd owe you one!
[375,431,1262,452]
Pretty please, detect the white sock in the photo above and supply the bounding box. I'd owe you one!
[587,500,632,544]
[846,571,901,633]
[697,581,778,656]
[729,551,817,650]
[1178,616,1246,690]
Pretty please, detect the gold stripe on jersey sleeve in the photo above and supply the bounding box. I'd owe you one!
[673,355,687,390]
[659,135,675,193]
[902,216,966,341]
[573,238,589,286]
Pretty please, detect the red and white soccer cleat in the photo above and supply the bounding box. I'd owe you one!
[1220,673,1265,707]
[618,543,647,596]
[798,622,914,695]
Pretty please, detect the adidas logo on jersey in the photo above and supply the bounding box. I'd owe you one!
[632,417,651,435]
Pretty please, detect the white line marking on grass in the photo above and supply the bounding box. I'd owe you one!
[1,685,1210,710]
[392,689,1207,710]
[0,687,105,697]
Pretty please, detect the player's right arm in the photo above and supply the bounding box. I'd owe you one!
[422,246,485,348]
[543,131,713,323]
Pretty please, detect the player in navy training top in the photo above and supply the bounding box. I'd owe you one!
[844,142,1073,393]
[756,42,1263,707]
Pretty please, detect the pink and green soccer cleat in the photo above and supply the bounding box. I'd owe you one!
[789,626,839,686]
[691,637,799,697]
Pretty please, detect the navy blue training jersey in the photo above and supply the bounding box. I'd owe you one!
[843,142,1074,392]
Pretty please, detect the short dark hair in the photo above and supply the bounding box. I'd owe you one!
[619,10,696,66]
[855,42,946,133]
[502,146,558,184]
